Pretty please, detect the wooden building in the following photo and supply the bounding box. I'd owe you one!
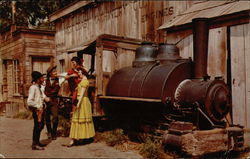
[49,1,197,72]
[0,25,55,111]
[49,1,250,128]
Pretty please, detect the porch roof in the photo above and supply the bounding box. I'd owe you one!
[159,1,250,32]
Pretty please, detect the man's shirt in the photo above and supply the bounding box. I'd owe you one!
[27,84,46,109]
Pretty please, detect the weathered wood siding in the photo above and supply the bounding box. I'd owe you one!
[207,27,228,81]
[54,1,195,59]
[0,58,3,102]
[168,27,228,81]
[230,23,250,128]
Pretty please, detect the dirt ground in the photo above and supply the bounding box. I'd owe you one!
[0,116,143,158]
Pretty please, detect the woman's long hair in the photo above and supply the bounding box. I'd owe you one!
[76,67,89,78]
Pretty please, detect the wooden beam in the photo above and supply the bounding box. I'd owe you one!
[165,10,250,33]
[102,41,140,51]
[115,48,122,71]
[13,28,55,36]
[49,1,94,22]
[99,96,162,102]
[98,34,144,45]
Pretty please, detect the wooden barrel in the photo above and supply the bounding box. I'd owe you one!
[6,103,19,118]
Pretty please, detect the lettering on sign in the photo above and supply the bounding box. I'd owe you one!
[56,1,174,47]
[141,7,174,23]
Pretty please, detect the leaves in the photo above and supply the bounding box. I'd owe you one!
[0,0,76,30]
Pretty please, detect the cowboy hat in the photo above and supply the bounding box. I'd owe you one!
[47,65,57,76]
[31,71,45,82]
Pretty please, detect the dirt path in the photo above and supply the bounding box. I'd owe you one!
[0,116,142,158]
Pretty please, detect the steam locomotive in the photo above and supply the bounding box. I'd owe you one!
[100,18,230,129]
[99,18,245,152]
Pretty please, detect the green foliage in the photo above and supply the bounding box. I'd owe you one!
[98,129,128,146]
[106,129,128,146]
[96,129,176,158]
[0,0,77,30]
[13,111,32,120]
[139,137,172,159]
[0,1,12,29]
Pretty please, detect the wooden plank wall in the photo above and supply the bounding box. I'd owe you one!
[82,53,92,71]
[0,38,24,59]
[245,23,250,129]
[57,52,76,73]
[230,23,250,128]
[176,34,193,60]
[102,50,115,73]
[207,27,227,81]
[167,27,228,81]
[54,1,194,55]
[244,23,250,129]
[0,58,3,102]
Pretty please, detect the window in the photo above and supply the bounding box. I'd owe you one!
[3,59,20,96]
[13,59,20,95]
[59,59,65,73]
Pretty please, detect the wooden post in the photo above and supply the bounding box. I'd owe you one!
[93,43,104,116]
[231,24,248,127]
[96,44,103,95]
[243,23,250,129]
[0,58,3,102]
[116,48,122,71]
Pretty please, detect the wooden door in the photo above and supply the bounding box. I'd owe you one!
[32,57,51,74]
[230,23,250,128]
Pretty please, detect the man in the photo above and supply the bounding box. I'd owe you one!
[44,65,60,140]
[27,71,47,150]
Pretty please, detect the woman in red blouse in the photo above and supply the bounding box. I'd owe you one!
[65,57,83,110]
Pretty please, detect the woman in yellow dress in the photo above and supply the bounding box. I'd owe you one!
[66,67,95,147]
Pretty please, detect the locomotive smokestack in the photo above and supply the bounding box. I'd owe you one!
[192,18,209,79]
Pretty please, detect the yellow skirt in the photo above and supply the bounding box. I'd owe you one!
[69,96,95,139]
[69,121,95,139]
